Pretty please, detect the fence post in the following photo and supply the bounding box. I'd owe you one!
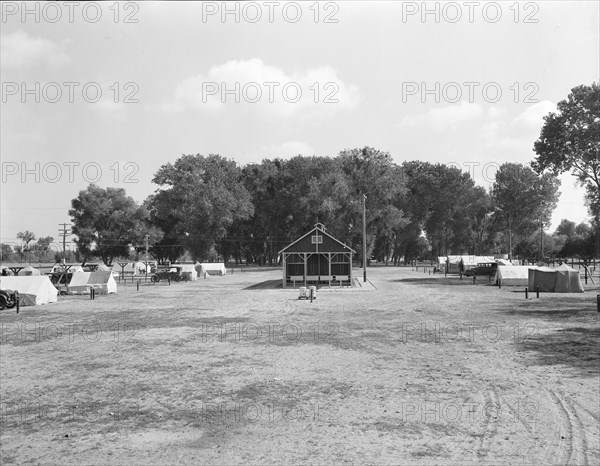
[15,291,19,314]
[536,286,539,299]
[137,280,140,291]
[525,287,528,299]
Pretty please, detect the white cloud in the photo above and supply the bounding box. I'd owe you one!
[398,102,483,130]
[0,30,69,69]
[259,141,315,158]
[488,106,508,118]
[514,100,556,127]
[164,58,360,118]
[481,101,556,150]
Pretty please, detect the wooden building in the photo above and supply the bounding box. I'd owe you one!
[279,223,355,287]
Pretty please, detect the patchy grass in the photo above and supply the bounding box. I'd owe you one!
[1,267,598,465]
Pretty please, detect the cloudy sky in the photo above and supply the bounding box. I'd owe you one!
[1,1,598,250]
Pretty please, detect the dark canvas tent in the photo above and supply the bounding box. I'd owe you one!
[554,264,585,292]
[528,265,584,293]
[279,223,355,287]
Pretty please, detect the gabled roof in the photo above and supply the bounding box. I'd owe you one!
[279,224,356,254]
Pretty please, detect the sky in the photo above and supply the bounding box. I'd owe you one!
[1,1,598,252]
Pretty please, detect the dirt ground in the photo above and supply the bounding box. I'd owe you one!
[1,267,598,465]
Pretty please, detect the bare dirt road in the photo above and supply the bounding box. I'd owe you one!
[1,267,598,465]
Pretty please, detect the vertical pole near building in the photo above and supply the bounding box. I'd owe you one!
[145,235,149,281]
[540,220,544,262]
[363,194,367,283]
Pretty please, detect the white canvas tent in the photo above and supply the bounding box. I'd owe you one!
[528,265,584,293]
[195,262,226,276]
[51,264,84,273]
[122,261,151,275]
[495,266,537,286]
[18,265,41,276]
[180,264,198,281]
[69,271,118,294]
[0,276,58,306]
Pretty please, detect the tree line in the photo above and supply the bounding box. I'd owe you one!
[2,84,597,266]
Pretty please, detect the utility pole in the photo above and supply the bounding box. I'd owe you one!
[145,235,149,278]
[363,194,367,283]
[58,223,71,263]
[540,220,544,263]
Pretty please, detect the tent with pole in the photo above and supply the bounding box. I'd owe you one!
[0,276,58,306]
[68,271,118,294]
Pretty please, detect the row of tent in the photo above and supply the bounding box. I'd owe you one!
[436,256,584,292]
[0,262,228,307]
[495,265,584,292]
[0,271,119,306]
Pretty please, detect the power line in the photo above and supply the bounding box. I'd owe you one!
[58,223,71,260]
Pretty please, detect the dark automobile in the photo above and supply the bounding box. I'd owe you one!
[151,265,184,283]
[0,289,18,310]
[464,262,498,277]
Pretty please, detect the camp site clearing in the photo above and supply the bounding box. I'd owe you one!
[0,266,598,465]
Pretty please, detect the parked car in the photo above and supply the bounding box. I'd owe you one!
[464,262,498,277]
[0,289,18,310]
[151,265,185,283]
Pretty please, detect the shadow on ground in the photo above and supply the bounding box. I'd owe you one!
[501,296,600,377]
[390,277,494,287]
[244,280,284,290]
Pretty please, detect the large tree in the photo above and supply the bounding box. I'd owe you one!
[401,161,487,257]
[16,230,36,251]
[532,83,600,222]
[147,154,254,262]
[339,147,409,263]
[491,163,561,259]
[70,185,159,265]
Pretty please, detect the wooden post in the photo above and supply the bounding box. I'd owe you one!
[304,253,307,288]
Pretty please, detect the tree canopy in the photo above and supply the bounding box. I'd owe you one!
[69,185,160,266]
[532,83,600,222]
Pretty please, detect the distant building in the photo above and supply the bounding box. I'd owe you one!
[279,223,355,288]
